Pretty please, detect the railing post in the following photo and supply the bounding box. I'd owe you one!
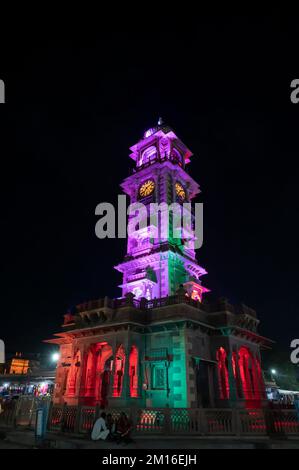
[95,404,100,421]
[164,407,171,434]
[263,407,276,437]
[199,408,207,435]
[74,405,82,434]
[236,409,242,436]
[28,397,35,429]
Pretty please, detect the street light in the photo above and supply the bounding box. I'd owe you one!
[51,352,60,362]
[271,369,277,375]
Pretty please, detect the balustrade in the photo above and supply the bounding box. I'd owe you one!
[44,405,299,437]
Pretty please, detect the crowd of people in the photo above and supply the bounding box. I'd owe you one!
[91,411,133,444]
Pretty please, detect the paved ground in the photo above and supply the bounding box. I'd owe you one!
[1,427,299,449]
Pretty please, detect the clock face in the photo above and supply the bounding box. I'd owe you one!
[175,182,186,200]
[139,180,155,197]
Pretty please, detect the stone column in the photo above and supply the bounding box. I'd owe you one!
[207,364,215,408]
[234,349,244,401]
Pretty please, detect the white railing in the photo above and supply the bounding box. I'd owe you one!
[0,395,51,429]
[45,405,299,437]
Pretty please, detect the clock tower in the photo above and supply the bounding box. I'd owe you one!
[115,120,209,302]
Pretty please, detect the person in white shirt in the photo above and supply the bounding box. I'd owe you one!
[91,412,110,441]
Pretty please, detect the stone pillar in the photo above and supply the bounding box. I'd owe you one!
[121,330,131,400]
[85,346,97,398]
[250,354,261,400]
[243,354,253,399]
[193,357,202,408]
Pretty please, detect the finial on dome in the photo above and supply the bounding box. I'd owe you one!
[158,117,164,126]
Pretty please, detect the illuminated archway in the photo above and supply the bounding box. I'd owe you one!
[94,344,113,407]
[112,345,126,397]
[129,345,139,398]
[139,146,157,166]
[81,343,113,406]
[254,355,265,399]
[216,347,229,399]
[171,148,183,165]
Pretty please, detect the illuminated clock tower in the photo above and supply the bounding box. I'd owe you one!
[115,119,209,302]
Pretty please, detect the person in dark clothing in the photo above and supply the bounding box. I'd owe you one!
[116,412,133,444]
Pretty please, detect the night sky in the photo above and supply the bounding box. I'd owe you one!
[0,15,298,355]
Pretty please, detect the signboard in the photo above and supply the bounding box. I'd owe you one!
[35,401,50,440]
[35,408,44,439]
[0,80,4,103]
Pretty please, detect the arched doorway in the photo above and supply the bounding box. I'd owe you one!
[66,349,81,397]
[84,345,97,399]
[81,343,113,406]
[238,347,262,406]
[216,347,229,399]
[129,345,138,398]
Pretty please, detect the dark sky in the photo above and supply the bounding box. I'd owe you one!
[0,15,298,355]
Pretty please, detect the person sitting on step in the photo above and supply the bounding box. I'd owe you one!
[91,412,110,441]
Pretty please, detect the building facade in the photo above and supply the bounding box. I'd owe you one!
[47,121,271,410]
[0,353,55,398]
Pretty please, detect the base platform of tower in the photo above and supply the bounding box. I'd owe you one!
[45,122,272,411]
[46,293,271,410]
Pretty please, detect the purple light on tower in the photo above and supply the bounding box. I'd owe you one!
[115,120,209,301]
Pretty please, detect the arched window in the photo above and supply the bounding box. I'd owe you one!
[216,347,229,399]
[171,148,183,166]
[238,347,252,400]
[95,344,113,408]
[129,345,139,397]
[82,343,113,406]
[112,345,126,397]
